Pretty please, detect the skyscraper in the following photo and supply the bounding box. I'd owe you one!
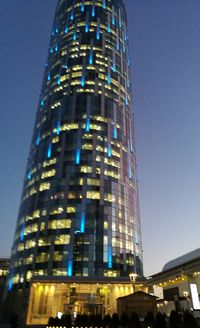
[7,0,143,321]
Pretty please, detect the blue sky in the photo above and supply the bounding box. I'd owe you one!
[1,0,200,276]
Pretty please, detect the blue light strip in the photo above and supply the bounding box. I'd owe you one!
[96,29,100,40]
[40,99,44,107]
[112,16,115,25]
[107,73,111,84]
[103,0,106,9]
[57,76,61,85]
[86,117,90,132]
[108,145,112,157]
[73,31,77,40]
[75,148,81,164]
[81,0,85,12]
[35,130,41,146]
[27,170,32,181]
[65,26,68,34]
[68,260,73,276]
[92,5,95,17]
[70,11,74,20]
[55,44,58,52]
[81,76,85,87]
[56,120,61,135]
[85,23,89,33]
[47,143,52,158]
[113,127,117,140]
[80,213,85,233]
[20,224,25,242]
[89,53,93,64]
[8,277,13,291]
[48,72,51,81]
[108,246,112,269]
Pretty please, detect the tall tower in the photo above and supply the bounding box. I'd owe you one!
[8,0,142,293]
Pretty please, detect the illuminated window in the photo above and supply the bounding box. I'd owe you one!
[41,169,56,179]
[55,235,70,245]
[48,219,71,230]
[86,191,100,200]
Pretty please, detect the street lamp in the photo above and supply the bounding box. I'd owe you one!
[129,273,137,293]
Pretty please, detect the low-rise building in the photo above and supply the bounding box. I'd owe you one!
[0,258,10,308]
[117,291,157,317]
[148,248,200,315]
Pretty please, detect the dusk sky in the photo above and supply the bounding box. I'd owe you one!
[1,0,200,276]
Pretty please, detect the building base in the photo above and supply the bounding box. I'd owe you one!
[25,276,147,325]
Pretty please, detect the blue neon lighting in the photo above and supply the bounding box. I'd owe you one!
[96,30,100,40]
[68,260,73,276]
[40,99,44,107]
[20,224,25,242]
[107,23,111,33]
[126,95,128,106]
[36,131,41,146]
[108,246,112,269]
[63,65,68,69]
[89,53,93,65]
[80,213,85,233]
[55,44,58,52]
[85,23,89,33]
[86,118,90,132]
[8,278,13,291]
[47,143,52,158]
[50,48,53,53]
[65,26,68,34]
[108,146,112,157]
[112,63,116,72]
[56,27,58,33]
[103,0,106,9]
[107,73,111,84]
[112,17,115,25]
[70,11,74,20]
[119,20,122,28]
[73,32,77,40]
[56,121,61,135]
[81,76,85,87]
[92,6,95,17]
[76,149,81,164]
[27,170,32,181]
[48,72,51,81]
[113,127,117,140]
[57,76,61,85]
[125,31,127,41]
[51,29,54,36]
[81,1,85,12]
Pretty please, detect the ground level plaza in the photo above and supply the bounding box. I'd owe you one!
[26,277,148,325]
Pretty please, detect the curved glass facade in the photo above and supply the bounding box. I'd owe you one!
[9,0,143,289]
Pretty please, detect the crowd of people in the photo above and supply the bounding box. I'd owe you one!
[47,310,200,328]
